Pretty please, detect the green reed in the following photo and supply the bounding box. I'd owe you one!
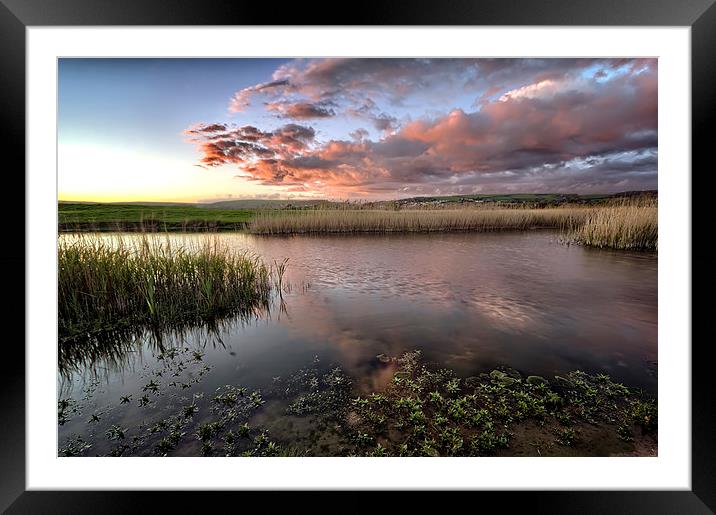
[58,234,277,343]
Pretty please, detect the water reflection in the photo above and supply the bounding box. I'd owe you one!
[58,231,657,452]
[58,301,275,382]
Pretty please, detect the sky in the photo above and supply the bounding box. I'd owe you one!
[58,58,657,202]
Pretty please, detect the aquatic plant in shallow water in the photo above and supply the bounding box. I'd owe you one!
[58,234,289,378]
[248,198,657,251]
[58,347,657,457]
[338,352,657,457]
[58,234,279,343]
[249,208,588,235]
[567,198,657,250]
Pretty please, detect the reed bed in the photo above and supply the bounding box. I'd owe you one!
[568,202,657,250]
[58,234,278,342]
[249,208,590,235]
[249,200,657,250]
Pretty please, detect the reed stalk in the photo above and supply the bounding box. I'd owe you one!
[58,234,278,342]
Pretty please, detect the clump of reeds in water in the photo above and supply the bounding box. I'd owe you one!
[58,234,278,342]
[248,208,590,235]
[567,199,657,250]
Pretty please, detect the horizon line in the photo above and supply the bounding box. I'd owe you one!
[58,189,658,205]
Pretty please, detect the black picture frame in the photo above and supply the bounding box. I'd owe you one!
[2,0,713,511]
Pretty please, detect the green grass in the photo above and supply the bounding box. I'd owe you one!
[58,234,277,343]
[59,203,253,227]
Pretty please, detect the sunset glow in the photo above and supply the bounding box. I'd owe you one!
[59,58,657,202]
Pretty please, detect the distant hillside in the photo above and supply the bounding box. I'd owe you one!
[59,191,657,212]
[388,190,657,208]
[200,199,329,210]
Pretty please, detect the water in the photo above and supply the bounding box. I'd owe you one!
[58,231,657,455]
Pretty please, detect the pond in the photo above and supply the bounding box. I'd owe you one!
[57,231,657,456]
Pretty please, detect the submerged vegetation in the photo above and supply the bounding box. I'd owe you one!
[58,234,280,345]
[279,351,657,457]
[59,350,657,457]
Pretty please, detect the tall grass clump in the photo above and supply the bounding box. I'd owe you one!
[568,200,657,250]
[249,208,590,235]
[58,234,276,343]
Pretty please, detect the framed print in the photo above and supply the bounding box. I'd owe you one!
[2,0,714,511]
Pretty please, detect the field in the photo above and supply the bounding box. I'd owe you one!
[58,203,253,231]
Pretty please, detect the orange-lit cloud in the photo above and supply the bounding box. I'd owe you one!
[188,58,657,197]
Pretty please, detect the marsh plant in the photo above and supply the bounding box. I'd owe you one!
[248,199,657,251]
[567,198,657,250]
[58,350,657,457]
[58,234,284,343]
[249,207,588,235]
[285,351,658,457]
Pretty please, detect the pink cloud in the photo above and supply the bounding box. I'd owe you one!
[188,58,657,197]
